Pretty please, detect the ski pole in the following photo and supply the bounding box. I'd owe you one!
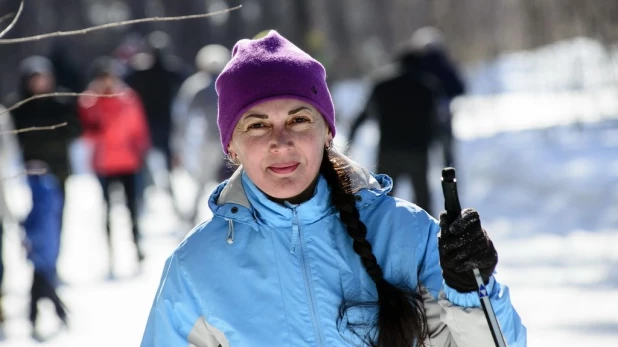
[441,167,507,347]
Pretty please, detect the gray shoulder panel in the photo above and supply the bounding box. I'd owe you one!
[437,290,496,347]
[187,316,229,347]
[421,284,457,346]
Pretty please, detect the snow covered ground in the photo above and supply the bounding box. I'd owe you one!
[2,122,616,347]
[1,36,617,346]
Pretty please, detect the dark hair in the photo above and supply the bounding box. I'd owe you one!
[320,149,428,347]
[88,56,122,80]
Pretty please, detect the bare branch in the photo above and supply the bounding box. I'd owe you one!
[3,168,47,181]
[4,122,67,135]
[0,0,24,39]
[0,92,123,117]
[0,4,242,44]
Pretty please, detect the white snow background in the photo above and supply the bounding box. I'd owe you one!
[1,36,617,346]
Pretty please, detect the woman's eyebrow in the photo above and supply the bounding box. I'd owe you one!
[289,106,311,115]
[242,106,311,120]
[243,113,268,120]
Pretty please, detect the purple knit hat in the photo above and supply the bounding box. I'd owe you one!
[215,30,336,153]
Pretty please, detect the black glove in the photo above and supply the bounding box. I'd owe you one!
[438,208,498,292]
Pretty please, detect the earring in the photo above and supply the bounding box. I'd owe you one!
[326,140,333,151]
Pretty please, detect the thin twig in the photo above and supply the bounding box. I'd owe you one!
[4,122,67,135]
[3,169,47,180]
[0,5,242,44]
[0,0,24,39]
[0,92,123,117]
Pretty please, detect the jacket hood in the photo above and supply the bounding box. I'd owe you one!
[18,56,55,97]
[19,56,54,79]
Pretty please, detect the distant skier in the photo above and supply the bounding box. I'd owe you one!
[0,104,31,341]
[349,49,440,214]
[125,31,190,219]
[78,57,151,275]
[411,26,466,167]
[171,44,231,224]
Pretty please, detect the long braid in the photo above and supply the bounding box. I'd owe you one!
[321,149,428,347]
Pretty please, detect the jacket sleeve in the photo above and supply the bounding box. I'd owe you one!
[348,87,376,145]
[141,252,225,347]
[417,213,527,347]
[56,87,83,139]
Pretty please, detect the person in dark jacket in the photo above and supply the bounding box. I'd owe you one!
[125,31,190,219]
[78,57,151,276]
[22,160,68,341]
[412,27,466,167]
[3,56,81,199]
[49,40,86,94]
[125,31,187,166]
[348,51,440,214]
[3,56,81,292]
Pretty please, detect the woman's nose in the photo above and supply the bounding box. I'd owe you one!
[270,126,293,151]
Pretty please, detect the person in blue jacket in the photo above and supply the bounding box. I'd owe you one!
[141,30,526,347]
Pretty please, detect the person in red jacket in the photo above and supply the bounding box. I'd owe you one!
[78,57,151,277]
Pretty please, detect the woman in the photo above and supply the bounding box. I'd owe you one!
[141,31,526,347]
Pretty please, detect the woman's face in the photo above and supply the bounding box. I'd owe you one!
[228,98,332,201]
[94,74,117,94]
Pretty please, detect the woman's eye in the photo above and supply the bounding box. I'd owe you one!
[291,117,309,124]
[248,123,266,130]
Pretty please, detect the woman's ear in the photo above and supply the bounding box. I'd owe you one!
[227,145,241,164]
[325,130,333,149]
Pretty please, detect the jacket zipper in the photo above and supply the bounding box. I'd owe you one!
[293,207,325,346]
[290,214,299,253]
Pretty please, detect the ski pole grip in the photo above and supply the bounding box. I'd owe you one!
[440,167,507,347]
[441,167,462,221]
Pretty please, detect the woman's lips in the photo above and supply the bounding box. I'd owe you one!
[268,162,299,174]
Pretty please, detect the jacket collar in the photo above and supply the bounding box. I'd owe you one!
[242,171,335,228]
[208,153,393,228]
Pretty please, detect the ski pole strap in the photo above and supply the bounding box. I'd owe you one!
[474,269,507,347]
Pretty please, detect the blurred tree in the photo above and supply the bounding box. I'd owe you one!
[1,0,616,95]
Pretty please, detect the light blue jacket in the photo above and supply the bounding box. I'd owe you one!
[142,159,526,346]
